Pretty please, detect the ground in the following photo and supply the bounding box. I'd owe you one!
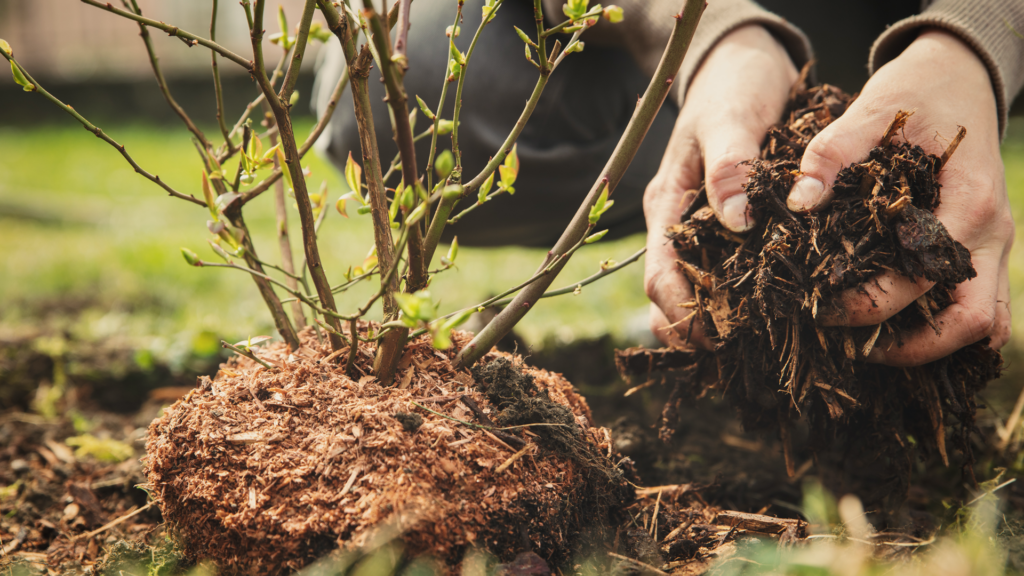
[2,118,1024,574]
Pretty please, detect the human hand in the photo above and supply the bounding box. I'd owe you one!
[786,30,1013,366]
[645,24,798,348]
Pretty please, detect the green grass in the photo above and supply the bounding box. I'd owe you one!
[0,120,650,354]
[1,117,1023,362]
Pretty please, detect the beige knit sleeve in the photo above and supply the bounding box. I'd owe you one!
[606,0,813,107]
[869,0,1024,137]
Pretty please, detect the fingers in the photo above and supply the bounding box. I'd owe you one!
[865,247,1009,366]
[701,126,763,233]
[786,107,889,213]
[820,274,934,327]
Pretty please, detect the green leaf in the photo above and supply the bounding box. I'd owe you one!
[10,60,35,92]
[498,144,519,192]
[563,0,589,20]
[446,237,459,264]
[565,40,585,54]
[407,201,427,225]
[201,171,217,219]
[181,248,202,266]
[309,21,333,42]
[276,148,294,192]
[395,290,436,323]
[432,325,452,350]
[449,38,464,65]
[441,308,475,332]
[435,149,455,179]
[584,229,608,244]
[277,6,289,44]
[416,95,437,121]
[344,151,364,199]
[589,186,610,223]
[478,170,495,203]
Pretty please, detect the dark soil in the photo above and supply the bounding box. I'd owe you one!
[619,83,1003,514]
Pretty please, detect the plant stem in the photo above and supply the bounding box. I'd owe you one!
[239,64,348,205]
[362,0,427,293]
[424,7,461,194]
[252,0,344,353]
[346,319,360,375]
[279,0,317,102]
[210,0,233,147]
[120,0,212,152]
[454,0,706,368]
[423,74,547,263]
[221,340,276,370]
[80,0,252,70]
[393,0,413,63]
[318,0,404,383]
[223,207,302,349]
[266,112,308,329]
[0,52,204,207]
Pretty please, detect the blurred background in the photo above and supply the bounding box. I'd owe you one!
[0,0,1021,403]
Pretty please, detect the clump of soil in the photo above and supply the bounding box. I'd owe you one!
[624,83,1001,509]
[144,325,632,574]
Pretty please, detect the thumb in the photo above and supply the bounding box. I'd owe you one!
[787,108,889,212]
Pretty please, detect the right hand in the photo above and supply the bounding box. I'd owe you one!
[645,24,799,348]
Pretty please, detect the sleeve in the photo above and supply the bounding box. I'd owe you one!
[611,0,813,107]
[869,0,1024,138]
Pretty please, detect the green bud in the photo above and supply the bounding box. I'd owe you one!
[584,229,608,244]
[408,107,418,132]
[0,39,11,57]
[435,149,455,179]
[344,151,363,196]
[357,205,372,215]
[565,40,585,54]
[436,119,455,135]
[446,25,461,38]
[416,95,437,121]
[399,182,415,210]
[289,90,300,106]
[181,248,202,267]
[514,26,535,47]
[309,21,333,42]
[442,184,463,200]
[602,5,624,22]
[277,6,289,42]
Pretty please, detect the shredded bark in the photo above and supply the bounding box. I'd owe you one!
[621,83,1002,510]
[144,325,631,574]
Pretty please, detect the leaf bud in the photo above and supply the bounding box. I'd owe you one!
[442,184,463,200]
[0,39,11,57]
[289,90,300,106]
[181,248,202,267]
[602,5,623,22]
[436,119,455,135]
[584,229,608,244]
[434,149,455,179]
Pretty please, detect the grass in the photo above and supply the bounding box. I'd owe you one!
[0,119,651,357]
[0,116,1023,364]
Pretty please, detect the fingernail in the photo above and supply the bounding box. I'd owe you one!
[787,176,825,212]
[722,195,754,232]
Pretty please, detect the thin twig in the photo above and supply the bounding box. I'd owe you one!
[73,502,155,542]
[0,52,205,207]
[80,0,252,70]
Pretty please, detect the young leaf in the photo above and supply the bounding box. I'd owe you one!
[584,229,608,244]
[564,40,585,54]
[10,61,34,92]
[344,151,363,195]
[514,26,535,47]
[0,39,11,57]
[446,25,461,38]
[407,201,428,225]
[442,237,459,266]
[436,119,456,135]
[201,171,218,219]
[277,6,290,47]
[276,148,294,192]
[289,90,300,106]
[478,170,495,204]
[498,144,519,194]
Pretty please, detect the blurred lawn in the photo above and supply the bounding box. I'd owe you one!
[1,117,1023,362]
[0,120,651,355]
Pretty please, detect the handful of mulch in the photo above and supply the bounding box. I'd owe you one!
[621,84,1001,506]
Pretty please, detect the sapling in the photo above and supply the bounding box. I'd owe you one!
[0,0,705,385]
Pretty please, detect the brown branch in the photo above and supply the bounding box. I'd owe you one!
[363,1,427,293]
[266,112,307,329]
[122,0,211,151]
[318,0,405,384]
[393,0,413,62]
[210,0,234,147]
[454,0,707,368]
[252,0,344,353]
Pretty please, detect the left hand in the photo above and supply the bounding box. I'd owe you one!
[786,29,1014,367]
